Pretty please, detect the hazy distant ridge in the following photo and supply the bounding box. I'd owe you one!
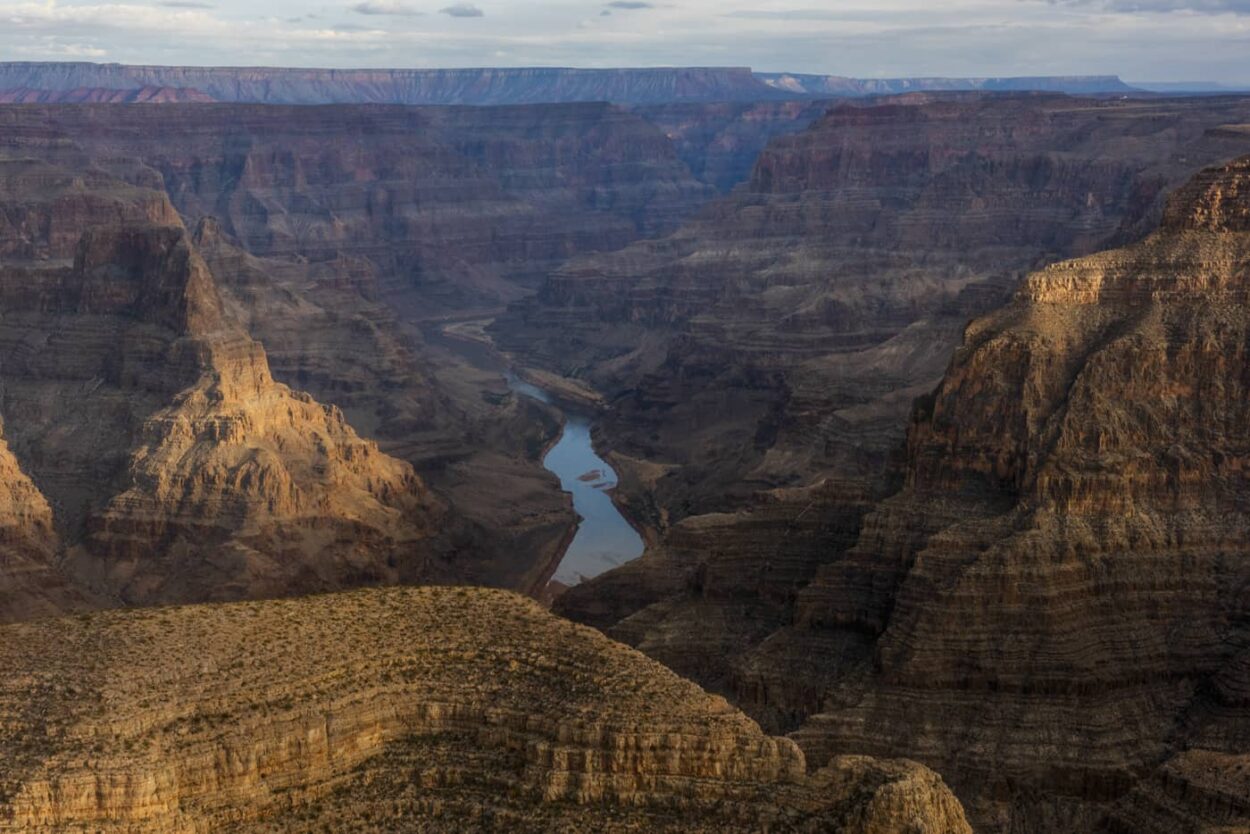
[757,72,1140,96]
[0,62,1140,105]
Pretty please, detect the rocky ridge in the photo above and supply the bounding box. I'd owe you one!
[757,73,1137,97]
[545,113,1250,831]
[0,150,442,613]
[773,156,1250,830]
[541,94,1250,637]
[0,586,972,833]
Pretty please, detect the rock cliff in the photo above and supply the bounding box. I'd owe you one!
[0,86,214,104]
[0,64,787,106]
[775,155,1250,830]
[0,149,443,613]
[548,133,1250,830]
[61,225,440,605]
[0,420,84,623]
[757,73,1137,97]
[544,93,1250,649]
[0,99,723,609]
[0,586,972,834]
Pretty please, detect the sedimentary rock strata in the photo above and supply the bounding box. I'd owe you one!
[0,586,972,834]
[0,61,1138,106]
[779,155,1250,829]
[0,152,444,612]
[501,94,1250,528]
[554,145,1250,831]
[0,97,733,610]
[0,421,84,623]
[544,97,1250,762]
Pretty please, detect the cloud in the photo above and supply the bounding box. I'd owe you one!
[351,0,423,15]
[440,2,484,16]
[606,1,654,7]
[159,1,215,7]
[1037,0,1250,12]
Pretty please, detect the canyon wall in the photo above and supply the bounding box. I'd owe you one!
[541,98,1250,831]
[0,155,442,610]
[521,92,1250,546]
[781,153,1250,831]
[0,99,728,613]
[758,73,1137,97]
[0,586,971,833]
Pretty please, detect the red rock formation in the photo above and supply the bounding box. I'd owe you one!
[0,151,444,611]
[777,155,1250,830]
[0,422,85,623]
[56,225,440,605]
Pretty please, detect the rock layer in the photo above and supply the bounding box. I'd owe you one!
[0,151,440,612]
[0,98,725,612]
[545,96,1250,730]
[502,94,1250,529]
[0,62,1139,105]
[0,420,83,623]
[0,586,971,834]
[778,155,1250,830]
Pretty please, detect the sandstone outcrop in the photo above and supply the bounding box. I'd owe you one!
[0,420,84,623]
[0,149,443,611]
[65,225,440,605]
[0,586,972,834]
[771,155,1250,830]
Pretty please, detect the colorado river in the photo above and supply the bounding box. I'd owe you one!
[504,372,645,586]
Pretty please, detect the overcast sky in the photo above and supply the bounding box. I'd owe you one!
[2,0,1249,84]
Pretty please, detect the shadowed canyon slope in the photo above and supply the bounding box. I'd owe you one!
[569,155,1250,832]
[0,173,440,609]
[0,586,971,833]
[506,94,1250,534]
[540,94,1250,653]
[0,99,729,614]
[789,153,1250,831]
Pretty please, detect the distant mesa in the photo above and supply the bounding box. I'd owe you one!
[0,62,1141,106]
[0,84,215,103]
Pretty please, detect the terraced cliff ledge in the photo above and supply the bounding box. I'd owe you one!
[0,587,970,833]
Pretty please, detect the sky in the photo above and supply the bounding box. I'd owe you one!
[2,0,1249,85]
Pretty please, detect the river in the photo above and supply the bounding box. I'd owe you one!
[502,371,645,586]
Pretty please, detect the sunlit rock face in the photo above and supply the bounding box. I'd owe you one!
[0,586,972,834]
[783,155,1250,831]
[0,99,727,613]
